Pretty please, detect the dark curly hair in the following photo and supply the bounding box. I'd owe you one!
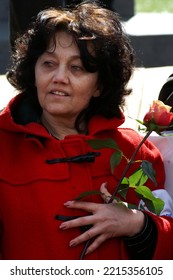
[7,0,135,130]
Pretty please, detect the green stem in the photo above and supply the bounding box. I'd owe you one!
[108,130,152,203]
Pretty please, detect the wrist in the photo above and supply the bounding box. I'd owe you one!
[127,209,145,237]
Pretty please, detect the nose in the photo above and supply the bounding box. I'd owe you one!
[52,65,69,84]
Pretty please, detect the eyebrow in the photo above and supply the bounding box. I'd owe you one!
[45,51,81,61]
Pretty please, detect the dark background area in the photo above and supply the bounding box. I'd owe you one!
[0,0,173,74]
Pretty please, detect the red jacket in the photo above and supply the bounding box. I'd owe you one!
[0,94,172,260]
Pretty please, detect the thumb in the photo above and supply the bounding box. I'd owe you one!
[100,182,112,203]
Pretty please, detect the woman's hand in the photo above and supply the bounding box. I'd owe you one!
[59,182,145,255]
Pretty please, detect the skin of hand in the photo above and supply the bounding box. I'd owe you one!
[59,182,145,255]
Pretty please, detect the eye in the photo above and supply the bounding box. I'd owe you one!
[71,65,84,72]
[43,60,56,68]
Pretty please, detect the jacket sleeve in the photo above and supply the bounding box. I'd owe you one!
[124,212,157,259]
[147,211,173,259]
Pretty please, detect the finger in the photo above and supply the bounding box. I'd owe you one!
[100,182,114,203]
[85,233,109,255]
[69,226,100,247]
[59,214,95,230]
[63,200,100,213]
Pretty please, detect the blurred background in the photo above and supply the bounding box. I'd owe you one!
[1,0,173,74]
[125,0,173,67]
[135,0,173,12]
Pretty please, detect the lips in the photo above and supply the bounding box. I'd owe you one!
[50,91,69,96]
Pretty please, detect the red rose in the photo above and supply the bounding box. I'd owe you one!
[143,100,173,127]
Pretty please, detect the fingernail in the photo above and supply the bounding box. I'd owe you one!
[69,240,76,247]
[59,223,67,230]
[64,201,73,206]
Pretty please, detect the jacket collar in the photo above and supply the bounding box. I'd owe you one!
[88,114,125,135]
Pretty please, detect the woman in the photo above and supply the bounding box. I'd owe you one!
[0,1,173,260]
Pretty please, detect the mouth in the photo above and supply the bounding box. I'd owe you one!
[50,91,69,96]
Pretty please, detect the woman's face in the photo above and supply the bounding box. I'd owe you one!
[35,31,99,123]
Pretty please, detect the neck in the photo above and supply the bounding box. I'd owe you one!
[40,114,79,140]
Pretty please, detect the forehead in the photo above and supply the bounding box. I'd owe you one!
[47,31,78,52]
[47,31,95,56]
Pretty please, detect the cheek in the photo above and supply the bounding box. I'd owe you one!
[35,78,46,106]
[35,75,47,94]
[35,65,46,88]
[35,69,43,86]
[79,79,98,98]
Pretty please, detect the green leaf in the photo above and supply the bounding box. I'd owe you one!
[141,197,164,216]
[87,138,121,151]
[114,199,137,210]
[135,186,164,215]
[126,203,138,209]
[135,118,145,125]
[129,168,148,187]
[138,126,147,133]
[110,151,123,173]
[143,120,166,135]
[122,177,129,184]
[128,116,144,126]
[141,160,157,186]
[117,183,129,199]
[73,190,102,201]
